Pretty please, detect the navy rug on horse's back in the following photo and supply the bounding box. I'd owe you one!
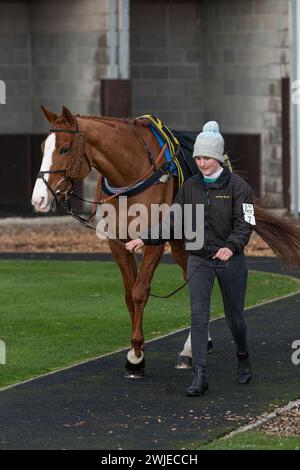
[172,130,199,180]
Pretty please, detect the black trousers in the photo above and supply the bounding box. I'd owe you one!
[187,252,249,367]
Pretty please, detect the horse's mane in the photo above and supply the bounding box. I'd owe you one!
[75,114,149,128]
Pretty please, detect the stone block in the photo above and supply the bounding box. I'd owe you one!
[133,96,169,111]
[16,112,32,133]
[4,96,30,112]
[185,80,202,96]
[0,3,28,18]
[156,110,184,128]
[170,95,202,110]
[0,49,14,65]
[186,49,202,63]
[141,65,169,80]
[224,80,235,95]
[253,0,288,15]
[155,49,186,64]
[240,1,253,15]
[0,113,17,134]
[0,66,29,81]
[130,66,141,79]
[169,32,201,48]
[36,66,60,81]
[261,15,277,32]
[131,49,156,64]
[247,15,262,31]
[220,15,238,32]
[132,79,158,97]
[223,49,235,63]
[0,34,28,50]
[170,65,198,80]
[183,110,203,129]
[14,49,29,65]
[156,80,186,96]
[208,49,223,64]
[139,34,167,49]
[77,48,99,65]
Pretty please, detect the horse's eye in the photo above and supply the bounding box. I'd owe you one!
[59,147,70,155]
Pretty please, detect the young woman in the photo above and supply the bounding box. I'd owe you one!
[125,121,255,397]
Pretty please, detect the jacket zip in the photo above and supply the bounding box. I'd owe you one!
[204,188,211,251]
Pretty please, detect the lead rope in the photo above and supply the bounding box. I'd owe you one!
[133,251,218,299]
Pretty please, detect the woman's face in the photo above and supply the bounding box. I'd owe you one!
[195,156,221,176]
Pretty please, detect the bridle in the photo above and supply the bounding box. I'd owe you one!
[36,122,92,225]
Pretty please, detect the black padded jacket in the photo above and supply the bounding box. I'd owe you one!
[141,167,255,257]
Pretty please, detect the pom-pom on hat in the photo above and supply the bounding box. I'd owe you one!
[193,121,224,163]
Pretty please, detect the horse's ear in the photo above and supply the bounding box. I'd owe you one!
[41,105,57,124]
[61,106,76,127]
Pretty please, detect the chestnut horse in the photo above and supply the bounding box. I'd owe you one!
[32,106,300,377]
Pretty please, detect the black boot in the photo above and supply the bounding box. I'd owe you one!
[237,352,252,384]
[186,366,208,397]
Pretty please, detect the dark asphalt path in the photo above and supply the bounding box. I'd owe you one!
[0,255,299,450]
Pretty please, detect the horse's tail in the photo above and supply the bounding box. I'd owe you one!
[254,198,300,268]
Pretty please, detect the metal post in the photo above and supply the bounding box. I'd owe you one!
[291,0,299,217]
[109,0,118,79]
[118,0,130,79]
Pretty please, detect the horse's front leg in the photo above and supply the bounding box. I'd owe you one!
[108,239,137,329]
[126,244,165,377]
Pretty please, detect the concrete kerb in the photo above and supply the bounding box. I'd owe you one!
[221,398,300,441]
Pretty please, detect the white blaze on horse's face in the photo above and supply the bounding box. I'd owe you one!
[31,133,56,212]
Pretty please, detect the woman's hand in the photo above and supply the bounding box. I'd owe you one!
[213,247,233,262]
[125,238,145,253]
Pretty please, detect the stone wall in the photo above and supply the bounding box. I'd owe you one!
[0,0,110,135]
[200,0,290,207]
[0,0,293,209]
[0,2,31,134]
[0,0,112,208]
[30,0,110,134]
[130,0,203,130]
[131,0,291,207]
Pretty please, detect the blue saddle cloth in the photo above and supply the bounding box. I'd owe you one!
[150,126,200,181]
[150,125,177,175]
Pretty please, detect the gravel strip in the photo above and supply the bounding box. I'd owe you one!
[0,217,275,255]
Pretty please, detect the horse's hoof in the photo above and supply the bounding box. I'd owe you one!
[175,354,192,369]
[124,370,145,379]
[207,339,214,354]
[124,358,145,379]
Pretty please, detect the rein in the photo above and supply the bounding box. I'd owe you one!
[135,251,223,299]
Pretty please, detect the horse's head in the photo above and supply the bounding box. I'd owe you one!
[31,105,91,213]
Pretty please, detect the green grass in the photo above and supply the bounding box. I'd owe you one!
[197,431,300,450]
[0,260,299,388]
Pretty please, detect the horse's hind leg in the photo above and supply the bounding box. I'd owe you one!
[127,244,165,376]
[169,239,188,280]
